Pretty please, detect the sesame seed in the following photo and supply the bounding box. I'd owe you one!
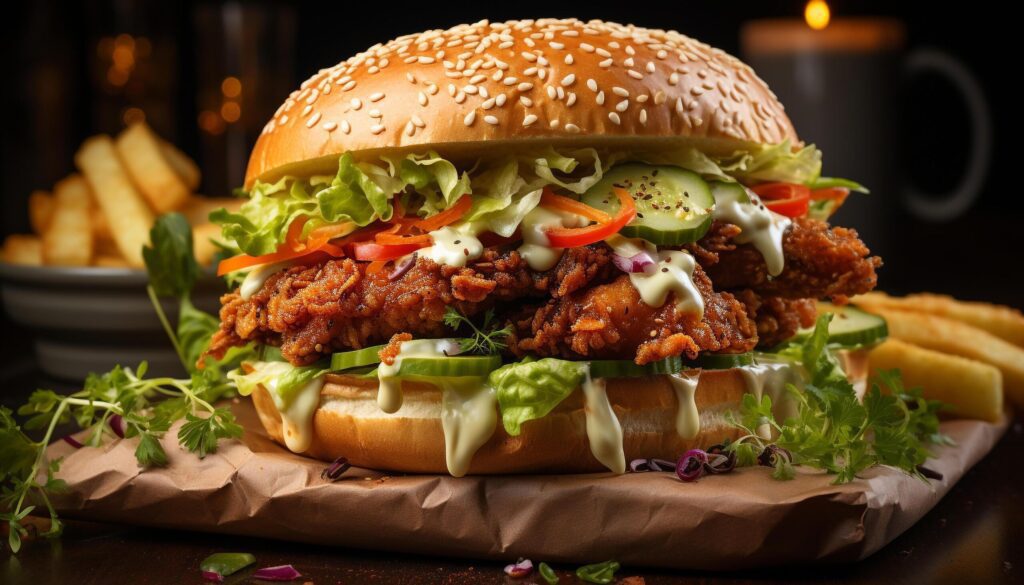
[492,70,503,81]
[518,82,534,92]
[368,66,379,74]
[627,69,644,79]
[322,121,337,132]
[624,57,635,67]
[586,79,598,92]
[546,86,557,99]
[427,84,439,95]
[523,114,538,126]
[599,58,613,68]
[625,45,636,55]
[370,124,385,134]
[538,69,547,80]
[669,72,679,85]
[464,111,476,125]
[520,96,533,107]
[306,112,322,127]
[549,119,559,128]
[503,77,518,86]
[608,112,621,125]
[495,93,507,106]
[341,120,351,134]
[484,114,499,125]
[406,73,417,83]
[675,98,684,115]
[524,66,538,76]
[417,56,435,64]
[411,115,425,127]
[560,73,576,86]
[464,84,479,94]
[564,54,574,65]
[616,99,629,112]
[612,86,629,97]
[418,92,428,106]
[405,121,415,136]
[596,91,605,105]
[657,49,668,59]
[564,123,580,133]
[350,98,362,110]
[369,109,382,118]
[302,104,313,117]
[369,92,385,102]
[580,42,595,52]
[522,51,537,62]
[550,41,565,50]
[639,109,648,125]
[455,92,467,104]
[470,74,486,84]
[278,114,289,125]
[566,92,577,106]
[654,91,666,105]
[596,47,611,57]
[646,62,656,73]
[482,98,496,109]
[341,80,356,91]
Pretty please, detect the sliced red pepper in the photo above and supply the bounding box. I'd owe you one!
[413,195,473,233]
[539,188,611,223]
[545,187,637,248]
[751,182,811,218]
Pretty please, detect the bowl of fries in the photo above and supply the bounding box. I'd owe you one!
[0,122,240,380]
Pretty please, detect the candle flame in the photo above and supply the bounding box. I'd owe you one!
[804,0,831,30]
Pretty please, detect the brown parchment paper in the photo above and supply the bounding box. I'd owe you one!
[44,400,1008,571]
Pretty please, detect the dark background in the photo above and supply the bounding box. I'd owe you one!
[2,1,1019,359]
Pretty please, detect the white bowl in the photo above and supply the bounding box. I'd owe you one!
[0,263,225,381]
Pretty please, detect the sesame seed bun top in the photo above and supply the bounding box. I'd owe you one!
[245,18,799,187]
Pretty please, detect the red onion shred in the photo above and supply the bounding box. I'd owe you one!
[389,252,417,280]
[62,435,84,449]
[612,251,655,274]
[252,565,303,581]
[504,558,534,578]
[321,457,351,481]
[201,571,224,583]
[676,449,709,482]
[109,414,126,438]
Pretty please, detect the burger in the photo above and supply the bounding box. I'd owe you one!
[207,18,883,477]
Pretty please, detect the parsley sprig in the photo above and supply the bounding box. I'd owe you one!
[728,314,951,484]
[1,214,249,553]
[443,307,513,355]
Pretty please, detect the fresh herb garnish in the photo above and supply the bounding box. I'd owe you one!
[575,560,620,584]
[538,562,560,584]
[442,306,512,355]
[1,215,247,553]
[727,314,950,484]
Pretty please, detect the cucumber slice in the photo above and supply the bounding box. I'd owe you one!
[394,355,502,379]
[691,352,755,369]
[795,303,889,347]
[582,164,715,245]
[709,180,752,205]
[330,344,386,371]
[588,351,754,378]
[589,356,686,378]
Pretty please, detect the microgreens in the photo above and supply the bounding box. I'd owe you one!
[1,214,250,553]
[442,307,512,355]
[727,314,951,484]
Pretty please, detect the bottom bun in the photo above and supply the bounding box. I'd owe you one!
[251,351,868,474]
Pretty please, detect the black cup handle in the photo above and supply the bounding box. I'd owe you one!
[902,48,992,222]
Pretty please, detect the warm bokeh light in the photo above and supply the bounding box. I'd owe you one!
[199,110,226,135]
[122,107,146,125]
[221,76,242,98]
[805,0,831,30]
[220,101,241,123]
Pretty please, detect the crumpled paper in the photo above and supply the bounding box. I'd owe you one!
[45,400,1008,570]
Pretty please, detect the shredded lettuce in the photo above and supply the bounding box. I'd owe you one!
[215,141,862,257]
[488,357,588,436]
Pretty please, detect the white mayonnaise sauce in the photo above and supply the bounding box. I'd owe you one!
[628,250,705,318]
[738,360,804,438]
[439,379,498,477]
[421,224,484,268]
[264,373,325,453]
[581,369,626,474]
[239,260,292,300]
[668,370,702,440]
[375,338,462,413]
[517,206,588,271]
[712,187,791,276]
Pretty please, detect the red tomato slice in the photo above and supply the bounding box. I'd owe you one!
[751,182,811,218]
[348,240,427,261]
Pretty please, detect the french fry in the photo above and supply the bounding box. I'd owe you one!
[853,292,1024,348]
[191,223,222,267]
[28,191,54,234]
[94,254,130,268]
[161,140,201,191]
[75,135,154,267]
[869,339,1003,422]
[91,204,113,241]
[181,196,242,225]
[2,235,43,266]
[871,308,1024,409]
[42,175,94,266]
[114,122,190,213]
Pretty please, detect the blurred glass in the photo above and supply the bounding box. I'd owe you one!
[193,1,296,195]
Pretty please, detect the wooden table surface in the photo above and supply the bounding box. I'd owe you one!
[2,365,1022,585]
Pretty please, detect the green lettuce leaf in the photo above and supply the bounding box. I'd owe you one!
[488,357,588,435]
[388,151,471,216]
